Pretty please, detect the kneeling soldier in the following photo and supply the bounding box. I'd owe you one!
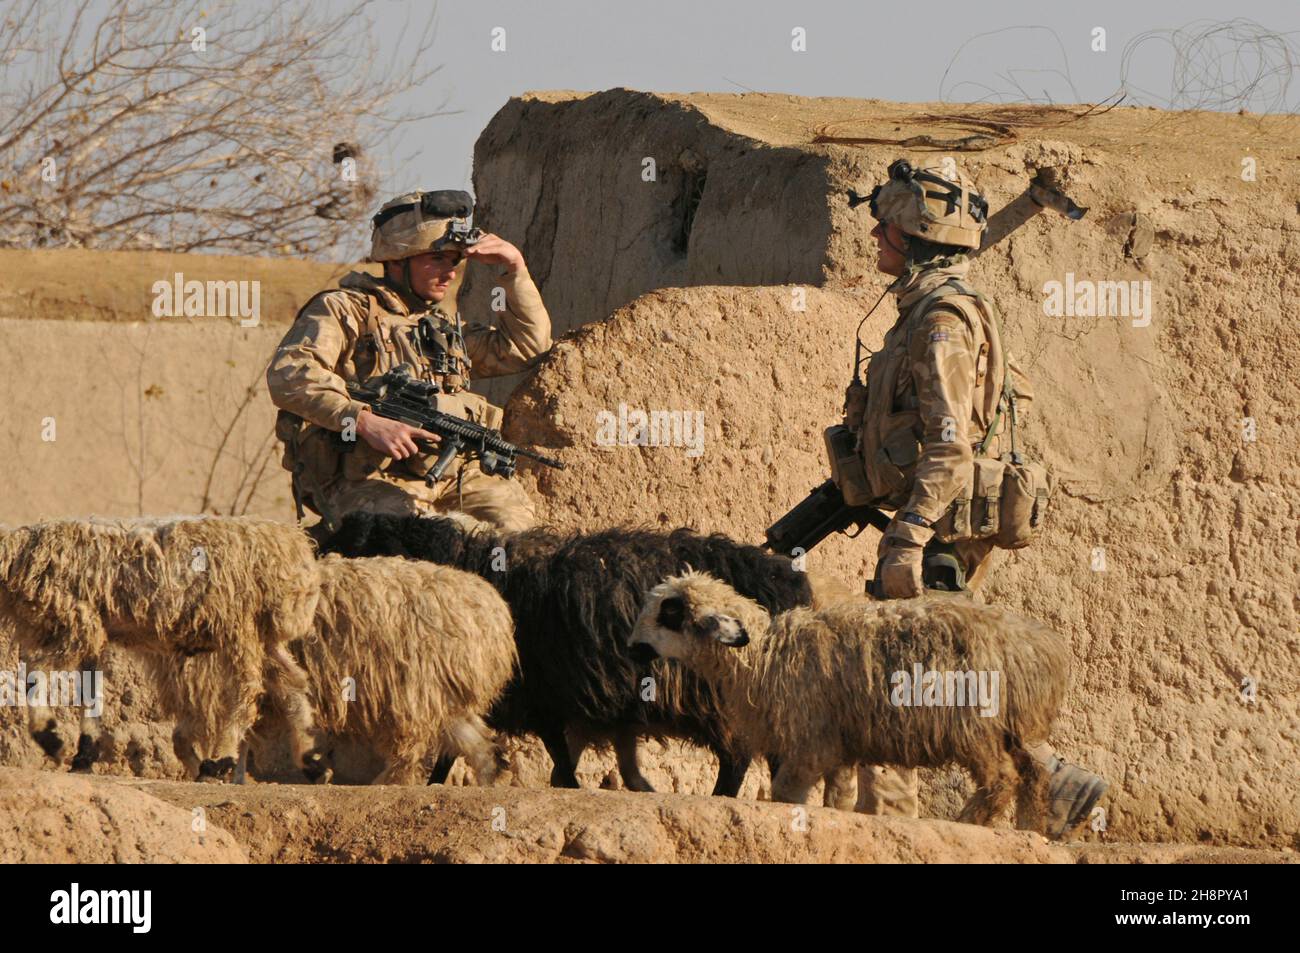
[267,190,552,533]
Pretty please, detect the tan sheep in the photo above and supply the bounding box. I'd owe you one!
[254,554,518,786]
[630,570,1071,832]
[0,516,322,780]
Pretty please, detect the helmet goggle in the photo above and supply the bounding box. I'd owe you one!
[371,190,484,256]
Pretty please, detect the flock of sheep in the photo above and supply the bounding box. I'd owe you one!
[0,512,1072,834]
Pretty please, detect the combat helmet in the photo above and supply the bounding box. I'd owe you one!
[368,189,482,262]
[867,160,988,250]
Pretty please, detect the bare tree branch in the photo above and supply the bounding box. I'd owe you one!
[0,0,448,258]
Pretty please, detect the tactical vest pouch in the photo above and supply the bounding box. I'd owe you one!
[824,425,873,507]
[432,390,497,426]
[339,437,387,481]
[996,458,1050,549]
[274,410,303,471]
[276,410,346,483]
[931,465,973,543]
[867,417,922,502]
[961,281,1050,551]
[971,456,1006,538]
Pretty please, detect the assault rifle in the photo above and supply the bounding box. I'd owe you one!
[345,366,565,483]
[763,479,890,556]
[764,480,967,593]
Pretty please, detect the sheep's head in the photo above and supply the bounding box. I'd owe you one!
[629,570,766,664]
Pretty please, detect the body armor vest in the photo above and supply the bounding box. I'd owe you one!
[354,295,473,395]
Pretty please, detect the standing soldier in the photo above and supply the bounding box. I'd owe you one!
[849,159,1106,839]
[267,189,551,533]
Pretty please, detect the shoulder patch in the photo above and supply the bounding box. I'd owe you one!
[930,329,950,343]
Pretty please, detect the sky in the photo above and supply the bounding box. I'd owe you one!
[11,0,1298,253]
[380,0,1300,194]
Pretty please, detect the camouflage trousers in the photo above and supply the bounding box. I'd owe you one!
[858,536,997,818]
[308,462,537,535]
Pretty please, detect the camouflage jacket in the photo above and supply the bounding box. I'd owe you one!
[856,258,1031,524]
[266,267,552,487]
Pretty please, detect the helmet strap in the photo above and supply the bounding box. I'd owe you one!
[382,259,434,311]
[883,226,920,277]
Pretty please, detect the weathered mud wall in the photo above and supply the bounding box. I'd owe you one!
[0,248,355,325]
[500,281,1296,846]
[485,93,1300,847]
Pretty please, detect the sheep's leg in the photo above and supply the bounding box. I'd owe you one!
[1012,746,1050,833]
[373,754,425,786]
[69,716,99,772]
[265,645,330,783]
[712,753,752,797]
[21,652,64,763]
[70,653,103,773]
[445,713,503,786]
[613,725,655,793]
[172,722,202,780]
[28,706,64,762]
[563,726,587,778]
[822,765,857,811]
[232,740,249,785]
[771,760,820,805]
[957,750,1018,827]
[540,724,581,788]
[428,754,456,785]
[196,668,261,784]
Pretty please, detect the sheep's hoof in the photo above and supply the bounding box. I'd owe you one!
[549,770,582,789]
[624,776,656,793]
[197,757,237,783]
[70,733,100,773]
[32,721,63,760]
[301,751,332,785]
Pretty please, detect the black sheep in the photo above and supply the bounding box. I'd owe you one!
[318,511,813,795]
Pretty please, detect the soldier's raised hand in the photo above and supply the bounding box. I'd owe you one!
[356,409,440,460]
[462,233,525,273]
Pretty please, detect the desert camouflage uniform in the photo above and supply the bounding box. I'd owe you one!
[853,257,1030,817]
[266,268,552,533]
[859,256,1032,588]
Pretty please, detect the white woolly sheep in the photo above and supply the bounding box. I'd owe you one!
[0,516,322,781]
[254,554,518,786]
[630,571,1071,832]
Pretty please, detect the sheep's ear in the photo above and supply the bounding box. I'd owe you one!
[657,595,686,632]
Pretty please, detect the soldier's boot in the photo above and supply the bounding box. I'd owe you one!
[1034,746,1108,840]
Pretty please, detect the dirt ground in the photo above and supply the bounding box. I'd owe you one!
[1,91,1297,862]
[3,769,1292,865]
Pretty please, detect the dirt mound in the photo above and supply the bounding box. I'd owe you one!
[89,771,1294,864]
[7,765,1288,864]
[0,767,246,863]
